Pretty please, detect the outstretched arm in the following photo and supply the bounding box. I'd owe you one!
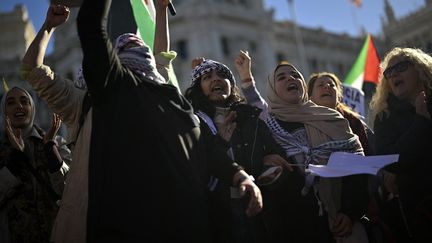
[235,50,269,120]
[22,5,70,68]
[154,0,170,55]
[77,0,124,95]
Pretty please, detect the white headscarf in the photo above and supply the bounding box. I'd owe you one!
[0,87,36,139]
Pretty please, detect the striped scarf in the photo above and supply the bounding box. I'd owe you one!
[115,33,165,84]
[266,115,361,167]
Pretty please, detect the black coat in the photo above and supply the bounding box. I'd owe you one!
[77,0,242,242]
[374,94,432,242]
[199,104,284,243]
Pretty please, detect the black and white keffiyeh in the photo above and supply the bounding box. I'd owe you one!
[191,59,235,85]
[266,115,360,167]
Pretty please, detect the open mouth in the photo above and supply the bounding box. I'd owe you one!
[287,83,299,91]
[14,112,26,118]
[321,93,332,98]
[211,84,226,93]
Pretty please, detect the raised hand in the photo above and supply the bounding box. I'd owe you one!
[5,116,25,152]
[155,0,172,10]
[44,113,62,144]
[45,4,70,29]
[415,91,431,120]
[191,57,205,69]
[234,50,252,81]
[216,111,237,142]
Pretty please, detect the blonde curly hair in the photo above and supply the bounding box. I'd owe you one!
[370,47,432,119]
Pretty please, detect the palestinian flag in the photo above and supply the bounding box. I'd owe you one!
[130,0,179,88]
[344,34,380,90]
[342,35,380,117]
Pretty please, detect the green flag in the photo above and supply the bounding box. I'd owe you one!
[130,0,179,89]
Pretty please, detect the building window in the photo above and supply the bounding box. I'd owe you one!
[337,63,345,76]
[276,53,285,63]
[249,41,257,52]
[239,0,250,7]
[221,37,230,56]
[426,42,432,53]
[177,40,188,60]
[309,58,318,71]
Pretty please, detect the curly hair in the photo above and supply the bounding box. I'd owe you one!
[184,78,244,117]
[307,72,360,118]
[370,47,432,119]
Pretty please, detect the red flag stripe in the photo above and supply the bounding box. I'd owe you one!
[363,36,380,84]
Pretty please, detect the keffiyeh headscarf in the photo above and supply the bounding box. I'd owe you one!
[114,33,165,84]
[191,59,236,85]
[76,33,166,87]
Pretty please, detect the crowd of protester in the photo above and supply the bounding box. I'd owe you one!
[0,0,431,242]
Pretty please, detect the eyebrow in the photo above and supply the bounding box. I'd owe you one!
[276,72,285,78]
[6,96,29,101]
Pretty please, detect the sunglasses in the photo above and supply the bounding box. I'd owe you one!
[383,60,412,79]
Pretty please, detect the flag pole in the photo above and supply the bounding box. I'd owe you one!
[348,1,362,35]
[287,0,309,76]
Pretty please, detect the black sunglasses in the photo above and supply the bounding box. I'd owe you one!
[383,60,412,79]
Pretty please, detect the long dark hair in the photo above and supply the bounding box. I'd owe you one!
[184,79,244,117]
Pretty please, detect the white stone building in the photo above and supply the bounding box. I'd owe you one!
[1,0,431,128]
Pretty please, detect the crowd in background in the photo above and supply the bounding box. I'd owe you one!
[0,0,431,243]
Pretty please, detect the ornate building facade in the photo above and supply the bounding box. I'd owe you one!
[382,0,432,53]
[170,0,363,92]
[1,0,431,129]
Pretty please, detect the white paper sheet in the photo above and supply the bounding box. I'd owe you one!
[308,152,399,177]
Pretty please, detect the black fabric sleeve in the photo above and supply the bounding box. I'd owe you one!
[374,114,432,173]
[6,149,29,176]
[76,0,126,100]
[43,141,63,173]
[340,174,369,222]
[201,123,243,185]
[374,114,432,155]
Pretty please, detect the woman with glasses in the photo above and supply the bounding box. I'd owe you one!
[370,47,432,242]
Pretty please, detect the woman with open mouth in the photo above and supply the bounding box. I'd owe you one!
[370,47,432,242]
[236,50,368,243]
[185,58,290,243]
[308,72,373,156]
[0,87,71,243]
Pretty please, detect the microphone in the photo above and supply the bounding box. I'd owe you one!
[168,1,176,16]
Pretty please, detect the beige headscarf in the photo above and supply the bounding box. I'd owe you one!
[267,64,364,226]
[266,63,358,148]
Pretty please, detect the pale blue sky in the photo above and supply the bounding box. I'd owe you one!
[0,0,426,39]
